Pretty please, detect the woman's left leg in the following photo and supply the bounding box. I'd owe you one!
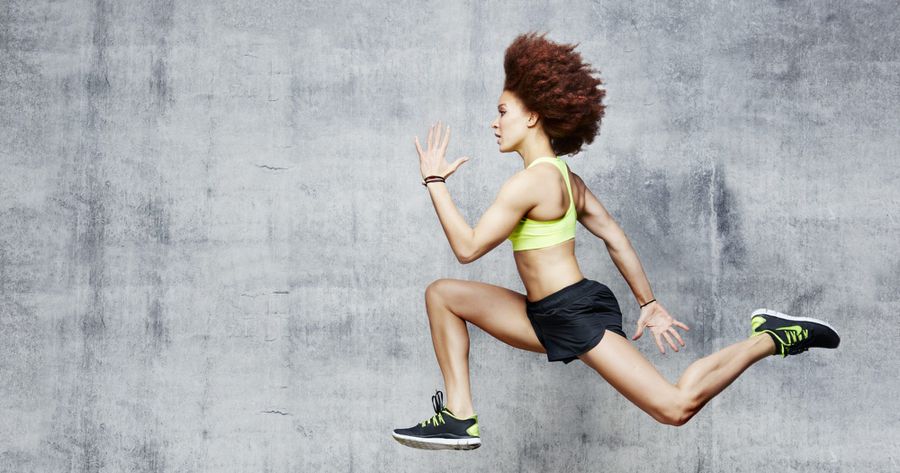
[578,330,775,426]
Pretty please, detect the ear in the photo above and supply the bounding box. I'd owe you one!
[527,111,540,127]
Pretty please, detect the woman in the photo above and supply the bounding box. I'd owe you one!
[391,32,840,451]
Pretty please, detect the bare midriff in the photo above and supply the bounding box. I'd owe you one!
[513,238,585,303]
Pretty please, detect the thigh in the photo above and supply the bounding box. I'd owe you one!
[427,278,545,354]
[577,330,681,420]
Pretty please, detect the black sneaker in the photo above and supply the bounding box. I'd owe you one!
[391,390,481,451]
[750,308,841,357]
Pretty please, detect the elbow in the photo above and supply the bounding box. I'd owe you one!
[457,238,477,264]
[458,246,482,264]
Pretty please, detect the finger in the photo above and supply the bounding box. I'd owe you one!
[632,322,644,340]
[452,156,469,170]
[434,121,443,150]
[669,327,685,346]
[653,333,665,354]
[427,123,435,149]
[673,320,690,331]
[439,124,450,153]
[662,331,678,352]
[414,136,424,157]
[433,122,443,151]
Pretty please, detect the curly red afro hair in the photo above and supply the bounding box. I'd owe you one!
[503,31,606,157]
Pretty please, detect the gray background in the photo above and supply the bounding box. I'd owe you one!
[1,0,898,471]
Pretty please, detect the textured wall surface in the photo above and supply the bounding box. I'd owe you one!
[1,0,898,471]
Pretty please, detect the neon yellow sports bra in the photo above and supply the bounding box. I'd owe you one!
[507,156,576,251]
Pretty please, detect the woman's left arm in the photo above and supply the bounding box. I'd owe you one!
[605,230,691,354]
[572,172,690,353]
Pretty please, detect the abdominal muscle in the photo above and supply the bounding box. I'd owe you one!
[513,238,585,303]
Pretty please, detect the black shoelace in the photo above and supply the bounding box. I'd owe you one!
[420,390,447,428]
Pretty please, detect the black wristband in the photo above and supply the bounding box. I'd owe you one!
[640,298,656,308]
[422,176,445,187]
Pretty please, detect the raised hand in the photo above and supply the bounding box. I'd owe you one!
[632,301,690,354]
[414,120,469,181]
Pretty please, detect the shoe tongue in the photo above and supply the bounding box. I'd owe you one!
[442,407,455,416]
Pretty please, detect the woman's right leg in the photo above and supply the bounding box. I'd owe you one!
[424,278,545,418]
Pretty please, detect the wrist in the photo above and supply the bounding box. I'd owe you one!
[422,175,446,187]
[639,298,656,308]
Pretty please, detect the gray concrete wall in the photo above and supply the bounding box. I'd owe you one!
[1,0,897,471]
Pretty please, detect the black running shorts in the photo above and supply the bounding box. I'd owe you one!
[525,278,628,364]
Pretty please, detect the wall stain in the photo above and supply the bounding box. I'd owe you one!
[145,296,170,350]
[711,161,747,271]
[688,160,748,273]
[147,0,174,114]
[584,156,673,245]
[139,196,172,245]
[131,439,165,473]
[787,284,825,317]
[149,55,169,109]
[60,1,115,470]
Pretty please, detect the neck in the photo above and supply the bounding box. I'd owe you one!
[520,148,557,169]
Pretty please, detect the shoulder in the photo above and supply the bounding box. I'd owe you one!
[568,170,585,192]
[567,170,588,215]
[496,170,540,210]
[504,163,559,194]
[515,160,567,188]
[500,169,534,195]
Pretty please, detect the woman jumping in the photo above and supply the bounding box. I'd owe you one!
[392,32,840,451]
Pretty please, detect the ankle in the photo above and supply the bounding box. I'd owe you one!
[446,403,476,419]
[751,331,778,356]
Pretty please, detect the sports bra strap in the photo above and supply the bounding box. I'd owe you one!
[508,156,577,251]
[527,157,559,168]
[528,157,574,207]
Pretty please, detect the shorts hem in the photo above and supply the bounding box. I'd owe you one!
[546,327,627,364]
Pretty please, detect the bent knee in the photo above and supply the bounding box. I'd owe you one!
[425,278,457,304]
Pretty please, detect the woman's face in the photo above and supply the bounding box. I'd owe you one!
[491,90,537,153]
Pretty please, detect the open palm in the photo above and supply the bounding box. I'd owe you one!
[632,301,690,354]
[414,120,469,181]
